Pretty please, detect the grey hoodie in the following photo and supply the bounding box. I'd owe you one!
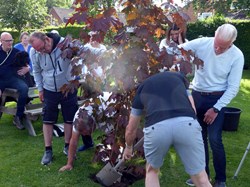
[30,37,74,92]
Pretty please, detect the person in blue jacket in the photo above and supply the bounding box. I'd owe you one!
[14,32,33,73]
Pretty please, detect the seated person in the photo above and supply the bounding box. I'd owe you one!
[0,32,29,130]
[14,32,33,73]
[14,51,35,87]
[14,32,35,86]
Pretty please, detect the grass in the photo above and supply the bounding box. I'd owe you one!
[0,70,250,187]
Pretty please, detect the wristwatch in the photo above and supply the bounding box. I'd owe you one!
[213,107,219,113]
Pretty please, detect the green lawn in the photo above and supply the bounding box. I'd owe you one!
[0,70,249,187]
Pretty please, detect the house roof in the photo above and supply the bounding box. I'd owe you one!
[50,7,74,23]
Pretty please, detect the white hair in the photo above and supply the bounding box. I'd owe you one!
[51,30,59,34]
[215,23,237,43]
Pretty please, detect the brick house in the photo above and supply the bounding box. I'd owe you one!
[49,7,74,26]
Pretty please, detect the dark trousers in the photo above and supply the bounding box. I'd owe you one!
[0,77,28,118]
[81,135,94,147]
[192,90,226,182]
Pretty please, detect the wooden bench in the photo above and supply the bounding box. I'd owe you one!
[0,87,40,136]
[0,87,39,115]
[23,100,85,136]
[0,87,85,136]
[24,100,84,118]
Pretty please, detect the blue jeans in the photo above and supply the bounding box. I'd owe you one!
[192,90,226,182]
[0,77,28,118]
[81,135,94,147]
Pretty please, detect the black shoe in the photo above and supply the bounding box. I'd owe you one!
[77,144,94,152]
[63,146,69,156]
[13,116,25,130]
[214,181,226,187]
[41,150,53,165]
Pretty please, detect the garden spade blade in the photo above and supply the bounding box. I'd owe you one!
[96,159,124,186]
[96,137,144,186]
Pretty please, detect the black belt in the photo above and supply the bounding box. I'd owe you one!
[194,90,225,96]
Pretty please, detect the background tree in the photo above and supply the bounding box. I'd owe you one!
[0,0,47,32]
[185,0,250,16]
[231,0,250,16]
[46,0,73,11]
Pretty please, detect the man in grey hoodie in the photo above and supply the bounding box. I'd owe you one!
[29,31,78,165]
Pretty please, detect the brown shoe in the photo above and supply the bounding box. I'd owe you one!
[13,116,25,130]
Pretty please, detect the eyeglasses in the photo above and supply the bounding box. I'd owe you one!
[2,39,14,43]
[36,41,46,53]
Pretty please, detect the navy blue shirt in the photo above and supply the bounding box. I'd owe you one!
[0,46,20,79]
[132,72,196,128]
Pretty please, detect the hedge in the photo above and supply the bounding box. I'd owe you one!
[2,18,250,68]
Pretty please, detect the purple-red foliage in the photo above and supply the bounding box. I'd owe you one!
[60,0,204,184]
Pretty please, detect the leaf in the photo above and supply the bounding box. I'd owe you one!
[180,48,193,62]
[71,62,83,77]
[157,50,174,69]
[135,26,150,38]
[178,60,193,76]
[193,57,204,69]
[73,0,94,7]
[103,7,116,17]
[116,114,129,128]
[171,12,187,34]
[127,12,137,21]
[90,14,122,33]
[155,27,165,38]
[114,29,128,44]
[61,48,74,59]
[57,36,72,50]
[178,11,191,22]
[66,9,88,26]
[60,80,79,96]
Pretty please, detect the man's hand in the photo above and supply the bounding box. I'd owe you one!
[59,164,73,172]
[204,108,218,125]
[39,91,44,102]
[17,66,30,76]
[123,147,133,160]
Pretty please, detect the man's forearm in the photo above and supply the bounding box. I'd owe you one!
[125,114,141,147]
[67,138,78,165]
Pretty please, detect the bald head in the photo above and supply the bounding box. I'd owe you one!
[1,32,12,39]
[0,32,14,52]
